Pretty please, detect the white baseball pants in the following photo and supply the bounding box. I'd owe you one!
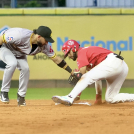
[0,47,29,97]
[68,53,134,103]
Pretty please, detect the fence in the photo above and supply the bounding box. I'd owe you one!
[1,0,134,8]
[66,0,134,8]
[0,0,54,8]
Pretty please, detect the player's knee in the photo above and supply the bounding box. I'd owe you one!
[105,96,114,103]
[22,66,29,74]
[7,61,17,70]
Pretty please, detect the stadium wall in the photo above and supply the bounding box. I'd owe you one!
[0,8,134,87]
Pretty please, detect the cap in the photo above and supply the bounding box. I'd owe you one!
[35,26,54,43]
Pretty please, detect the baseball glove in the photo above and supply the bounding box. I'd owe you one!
[68,71,82,85]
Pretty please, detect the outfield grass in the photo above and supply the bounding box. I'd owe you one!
[8,87,134,100]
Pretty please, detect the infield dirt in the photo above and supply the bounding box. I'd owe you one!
[0,100,134,134]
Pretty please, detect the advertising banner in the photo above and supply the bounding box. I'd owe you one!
[0,15,134,79]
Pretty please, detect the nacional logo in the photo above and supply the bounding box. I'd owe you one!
[56,36,133,51]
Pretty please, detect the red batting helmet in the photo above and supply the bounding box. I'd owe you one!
[62,40,80,58]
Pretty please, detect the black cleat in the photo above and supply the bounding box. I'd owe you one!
[0,92,9,104]
[17,93,26,106]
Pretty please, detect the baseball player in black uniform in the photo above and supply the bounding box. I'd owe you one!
[0,26,72,106]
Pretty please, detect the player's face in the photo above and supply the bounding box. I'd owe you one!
[37,36,48,47]
[68,49,74,60]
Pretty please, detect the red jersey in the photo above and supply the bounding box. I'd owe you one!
[77,46,113,69]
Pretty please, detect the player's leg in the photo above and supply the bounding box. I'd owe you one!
[105,61,134,103]
[0,47,17,103]
[52,68,105,105]
[94,80,102,105]
[65,67,106,104]
[16,56,29,106]
[74,80,102,103]
[0,60,6,99]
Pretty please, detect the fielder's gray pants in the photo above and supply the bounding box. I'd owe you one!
[0,47,29,97]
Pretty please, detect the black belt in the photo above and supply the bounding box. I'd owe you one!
[114,51,124,60]
[16,55,26,59]
[106,51,124,60]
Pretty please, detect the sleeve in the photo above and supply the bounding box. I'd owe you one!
[77,50,89,69]
[2,30,21,45]
[42,44,56,59]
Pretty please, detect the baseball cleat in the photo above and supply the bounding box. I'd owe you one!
[52,96,72,106]
[17,93,26,106]
[0,92,9,104]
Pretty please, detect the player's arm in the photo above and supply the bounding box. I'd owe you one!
[51,54,72,73]
[79,66,86,74]
[43,44,72,74]
[71,66,86,75]
[94,80,102,105]
[0,35,3,45]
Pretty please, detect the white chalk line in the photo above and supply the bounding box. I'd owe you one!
[55,102,92,106]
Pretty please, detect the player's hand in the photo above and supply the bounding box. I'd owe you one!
[71,69,80,75]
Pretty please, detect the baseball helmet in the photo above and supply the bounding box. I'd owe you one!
[62,40,80,58]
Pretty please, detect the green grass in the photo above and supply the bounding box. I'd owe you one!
[8,87,134,100]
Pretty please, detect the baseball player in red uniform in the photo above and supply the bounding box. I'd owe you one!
[52,39,134,106]
[0,26,72,106]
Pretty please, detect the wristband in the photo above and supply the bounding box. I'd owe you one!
[64,65,72,73]
[57,60,72,73]
[57,60,66,68]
